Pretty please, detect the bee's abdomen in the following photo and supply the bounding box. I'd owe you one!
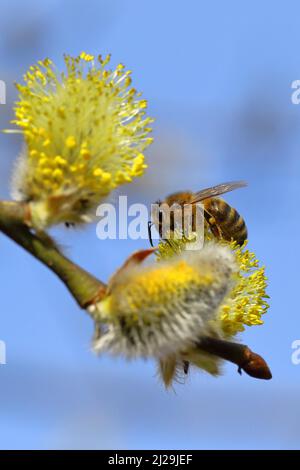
[204,197,247,245]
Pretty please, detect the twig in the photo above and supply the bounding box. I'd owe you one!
[198,336,272,380]
[0,200,106,308]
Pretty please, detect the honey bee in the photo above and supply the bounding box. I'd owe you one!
[149,181,248,246]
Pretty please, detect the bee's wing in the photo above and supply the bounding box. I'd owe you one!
[190,181,247,204]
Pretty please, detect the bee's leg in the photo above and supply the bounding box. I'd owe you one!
[148,221,154,247]
[208,216,223,240]
[183,360,190,375]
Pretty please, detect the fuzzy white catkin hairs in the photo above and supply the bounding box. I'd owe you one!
[91,243,237,358]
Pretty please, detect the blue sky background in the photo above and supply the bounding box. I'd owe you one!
[0,0,300,449]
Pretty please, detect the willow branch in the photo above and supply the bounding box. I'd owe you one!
[0,200,106,308]
[198,336,272,380]
[0,200,271,379]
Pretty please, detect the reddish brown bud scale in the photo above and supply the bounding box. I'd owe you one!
[198,336,272,381]
[239,349,272,380]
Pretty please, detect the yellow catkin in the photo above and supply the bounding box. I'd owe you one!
[9,52,154,227]
[156,233,269,338]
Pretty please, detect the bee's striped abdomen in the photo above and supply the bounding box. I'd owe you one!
[204,197,247,246]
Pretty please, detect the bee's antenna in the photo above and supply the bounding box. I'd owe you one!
[148,221,154,247]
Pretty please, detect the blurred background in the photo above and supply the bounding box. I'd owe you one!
[0,0,300,450]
